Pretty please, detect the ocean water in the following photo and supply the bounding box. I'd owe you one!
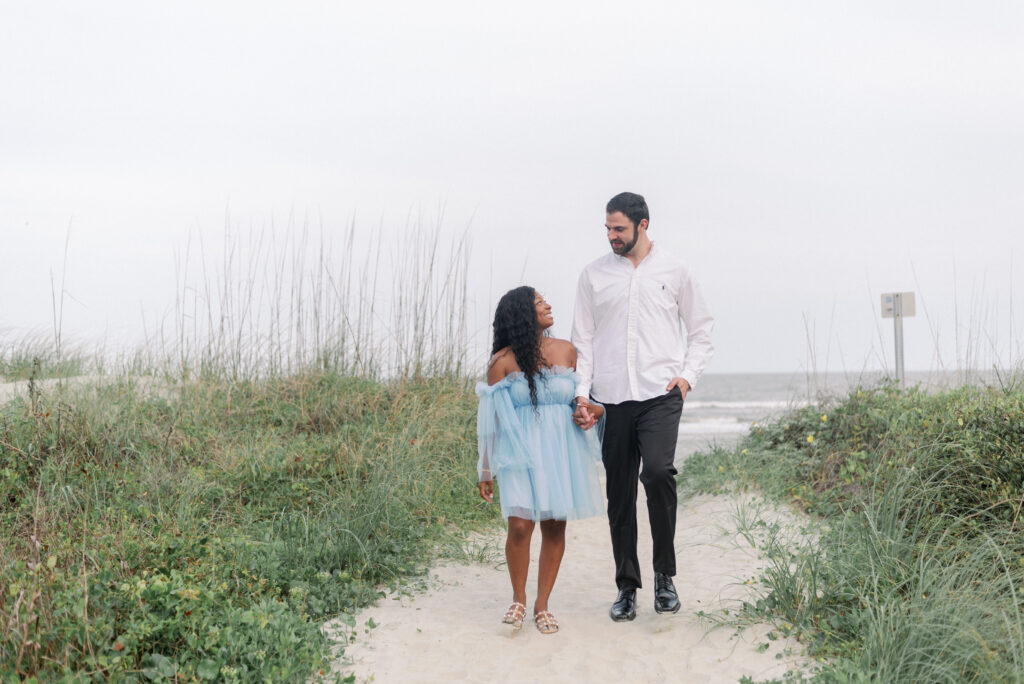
[676,369,1007,460]
[676,373,799,459]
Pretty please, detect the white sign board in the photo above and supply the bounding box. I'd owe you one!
[881,292,916,318]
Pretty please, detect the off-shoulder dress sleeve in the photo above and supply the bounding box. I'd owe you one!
[475,380,534,482]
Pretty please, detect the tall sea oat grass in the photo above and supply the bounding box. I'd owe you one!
[151,218,470,382]
[0,333,85,382]
[0,220,491,681]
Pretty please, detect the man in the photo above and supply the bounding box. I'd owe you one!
[571,191,714,621]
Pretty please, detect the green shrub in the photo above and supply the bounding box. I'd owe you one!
[683,380,1024,681]
[0,373,492,681]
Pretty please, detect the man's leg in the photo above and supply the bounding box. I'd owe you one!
[601,401,642,590]
[636,388,684,577]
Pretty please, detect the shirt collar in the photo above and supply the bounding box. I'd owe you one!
[612,240,658,266]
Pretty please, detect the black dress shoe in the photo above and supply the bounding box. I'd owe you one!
[654,572,681,614]
[609,587,637,622]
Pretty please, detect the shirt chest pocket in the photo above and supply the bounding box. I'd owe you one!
[641,277,678,314]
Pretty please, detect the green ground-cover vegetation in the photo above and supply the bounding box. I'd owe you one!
[0,341,85,382]
[0,369,492,681]
[2,224,480,681]
[683,379,1024,682]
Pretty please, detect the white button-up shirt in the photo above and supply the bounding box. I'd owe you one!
[571,243,714,404]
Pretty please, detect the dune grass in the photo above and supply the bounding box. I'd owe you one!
[683,378,1024,682]
[0,337,85,382]
[0,371,491,682]
[0,224,493,682]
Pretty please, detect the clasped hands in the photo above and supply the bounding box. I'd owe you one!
[573,398,598,430]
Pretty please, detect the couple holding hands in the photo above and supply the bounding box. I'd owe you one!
[476,192,715,634]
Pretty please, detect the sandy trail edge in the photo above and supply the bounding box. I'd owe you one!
[323,483,811,683]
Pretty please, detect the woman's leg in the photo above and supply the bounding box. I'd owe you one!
[506,516,535,604]
[534,519,567,614]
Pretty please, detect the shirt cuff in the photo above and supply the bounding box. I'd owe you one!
[575,382,592,401]
[681,370,699,391]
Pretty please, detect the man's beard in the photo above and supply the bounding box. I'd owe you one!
[611,229,639,256]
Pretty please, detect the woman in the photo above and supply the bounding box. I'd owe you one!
[476,286,604,635]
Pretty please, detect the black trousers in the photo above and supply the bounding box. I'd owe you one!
[602,387,684,590]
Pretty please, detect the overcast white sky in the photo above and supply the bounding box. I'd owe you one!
[2,1,1023,374]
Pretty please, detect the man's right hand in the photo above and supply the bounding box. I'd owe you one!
[574,398,597,430]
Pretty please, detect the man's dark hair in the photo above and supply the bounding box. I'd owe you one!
[606,192,649,230]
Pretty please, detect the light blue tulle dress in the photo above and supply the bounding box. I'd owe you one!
[476,366,604,521]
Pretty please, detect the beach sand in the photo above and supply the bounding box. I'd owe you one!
[325,434,810,683]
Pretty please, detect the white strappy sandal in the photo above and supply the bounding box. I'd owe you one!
[534,610,559,634]
[502,601,527,631]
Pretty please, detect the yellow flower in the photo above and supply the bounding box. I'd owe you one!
[807,435,814,443]
[821,414,828,422]
[741,449,748,455]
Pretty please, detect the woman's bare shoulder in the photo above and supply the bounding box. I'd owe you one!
[486,348,518,385]
[543,338,578,367]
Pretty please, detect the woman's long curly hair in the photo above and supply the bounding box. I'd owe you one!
[490,285,544,408]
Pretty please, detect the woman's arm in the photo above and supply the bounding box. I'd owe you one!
[478,352,513,499]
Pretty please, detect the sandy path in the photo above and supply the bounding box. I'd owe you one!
[325,446,809,683]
